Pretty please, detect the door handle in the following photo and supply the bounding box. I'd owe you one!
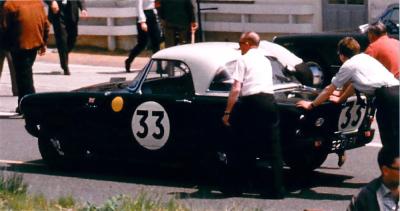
[176,99,192,104]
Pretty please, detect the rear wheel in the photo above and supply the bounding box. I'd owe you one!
[284,148,328,173]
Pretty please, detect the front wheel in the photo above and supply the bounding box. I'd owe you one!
[38,136,72,168]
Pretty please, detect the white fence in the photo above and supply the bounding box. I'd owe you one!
[201,3,316,33]
[78,7,137,51]
[61,2,320,50]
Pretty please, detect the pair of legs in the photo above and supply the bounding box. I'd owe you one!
[52,15,78,75]
[224,93,285,198]
[125,10,160,72]
[0,50,18,96]
[10,49,38,113]
[375,85,399,148]
[163,24,189,48]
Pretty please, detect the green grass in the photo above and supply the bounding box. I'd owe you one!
[0,172,188,211]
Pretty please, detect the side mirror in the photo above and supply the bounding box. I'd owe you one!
[294,62,324,88]
[307,62,324,88]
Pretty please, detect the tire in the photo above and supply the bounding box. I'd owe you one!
[38,136,71,168]
[284,148,328,173]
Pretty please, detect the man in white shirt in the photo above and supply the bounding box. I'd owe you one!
[296,37,399,149]
[222,31,285,199]
[125,0,161,72]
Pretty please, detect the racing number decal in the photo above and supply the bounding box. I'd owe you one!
[338,96,366,132]
[135,110,149,139]
[132,101,170,150]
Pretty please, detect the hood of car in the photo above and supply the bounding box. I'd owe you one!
[72,80,132,92]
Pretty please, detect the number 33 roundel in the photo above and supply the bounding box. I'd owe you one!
[131,101,170,150]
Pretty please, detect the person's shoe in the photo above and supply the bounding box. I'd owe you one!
[63,69,71,75]
[15,106,22,115]
[125,59,131,73]
[337,151,346,167]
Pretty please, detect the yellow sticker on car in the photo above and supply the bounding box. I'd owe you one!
[111,96,124,112]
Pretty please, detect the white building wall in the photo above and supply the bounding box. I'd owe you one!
[67,0,396,50]
[199,0,322,41]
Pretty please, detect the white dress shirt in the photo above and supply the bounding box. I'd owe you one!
[331,53,399,95]
[137,0,156,23]
[232,48,274,96]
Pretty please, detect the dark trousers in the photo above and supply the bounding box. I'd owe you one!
[10,49,37,105]
[0,50,18,96]
[375,85,399,148]
[164,23,189,47]
[227,93,284,194]
[52,15,78,73]
[127,10,160,63]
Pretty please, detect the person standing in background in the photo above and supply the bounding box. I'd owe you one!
[365,21,399,79]
[1,0,49,113]
[45,0,88,75]
[158,0,198,47]
[125,0,161,73]
[0,0,17,96]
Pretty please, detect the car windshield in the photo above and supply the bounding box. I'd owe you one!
[129,59,188,87]
[208,56,300,92]
[380,5,399,23]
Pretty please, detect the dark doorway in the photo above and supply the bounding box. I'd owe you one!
[322,0,368,32]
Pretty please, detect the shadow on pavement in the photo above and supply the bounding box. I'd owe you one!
[34,71,63,75]
[97,69,141,74]
[1,159,364,201]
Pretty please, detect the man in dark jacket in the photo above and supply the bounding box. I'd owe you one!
[45,0,88,75]
[347,147,399,211]
[158,0,198,47]
[1,0,49,113]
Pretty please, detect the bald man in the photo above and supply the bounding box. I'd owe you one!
[222,31,285,198]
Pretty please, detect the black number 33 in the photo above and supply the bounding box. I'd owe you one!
[136,110,165,139]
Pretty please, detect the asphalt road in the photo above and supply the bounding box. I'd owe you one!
[0,117,382,211]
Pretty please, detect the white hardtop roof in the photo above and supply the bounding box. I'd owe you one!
[152,42,241,95]
[151,42,302,95]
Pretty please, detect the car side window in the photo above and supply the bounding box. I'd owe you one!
[141,60,194,96]
[208,60,236,92]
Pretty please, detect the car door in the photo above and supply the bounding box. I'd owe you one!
[126,59,198,161]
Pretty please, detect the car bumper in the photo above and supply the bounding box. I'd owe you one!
[329,129,375,152]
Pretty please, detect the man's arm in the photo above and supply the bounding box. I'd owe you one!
[187,0,198,32]
[223,80,241,126]
[78,0,88,17]
[330,82,355,104]
[296,83,336,110]
[45,0,59,14]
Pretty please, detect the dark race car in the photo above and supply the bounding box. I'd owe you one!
[21,42,375,173]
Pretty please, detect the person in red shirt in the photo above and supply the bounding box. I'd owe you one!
[365,21,399,79]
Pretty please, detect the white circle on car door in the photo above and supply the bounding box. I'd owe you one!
[131,101,170,150]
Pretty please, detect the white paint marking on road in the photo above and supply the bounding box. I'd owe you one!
[0,159,45,166]
[0,112,18,116]
[366,142,382,148]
